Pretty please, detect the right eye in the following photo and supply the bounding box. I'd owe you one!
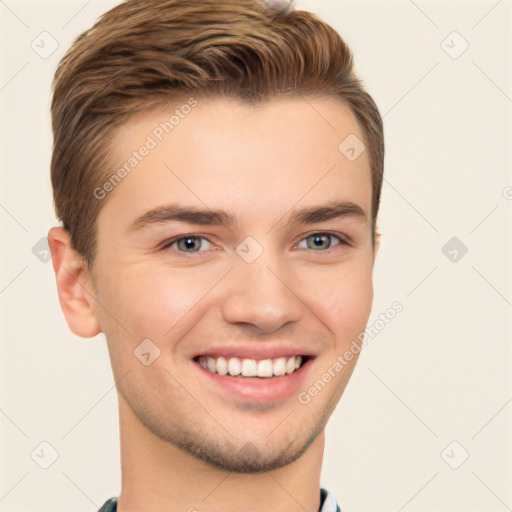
[160,235,214,254]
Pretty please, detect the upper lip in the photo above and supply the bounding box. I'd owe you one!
[192,344,316,360]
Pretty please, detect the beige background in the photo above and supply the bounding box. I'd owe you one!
[1,1,511,511]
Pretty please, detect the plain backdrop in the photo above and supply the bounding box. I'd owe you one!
[1,1,511,511]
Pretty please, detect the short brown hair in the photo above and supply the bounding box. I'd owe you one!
[51,0,384,264]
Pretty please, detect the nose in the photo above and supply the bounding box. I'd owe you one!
[220,253,303,333]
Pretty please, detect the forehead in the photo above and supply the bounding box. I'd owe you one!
[100,96,371,230]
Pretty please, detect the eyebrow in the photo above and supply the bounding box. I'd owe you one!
[129,204,236,231]
[128,201,368,232]
[283,201,368,229]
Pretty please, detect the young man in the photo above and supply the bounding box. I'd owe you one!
[48,0,384,510]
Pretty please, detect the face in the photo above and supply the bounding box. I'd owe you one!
[88,96,376,472]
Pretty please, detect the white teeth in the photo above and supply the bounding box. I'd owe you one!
[273,357,286,376]
[198,355,305,378]
[256,359,273,377]
[228,357,241,376]
[241,358,257,377]
[206,357,216,373]
[216,356,228,375]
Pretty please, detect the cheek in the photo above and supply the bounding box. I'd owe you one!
[94,268,209,381]
[302,260,374,344]
[96,264,226,339]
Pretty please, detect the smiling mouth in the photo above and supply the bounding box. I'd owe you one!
[193,355,310,378]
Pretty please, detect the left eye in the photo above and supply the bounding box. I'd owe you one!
[296,232,343,251]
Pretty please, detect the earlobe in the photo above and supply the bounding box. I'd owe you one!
[47,227,101,338]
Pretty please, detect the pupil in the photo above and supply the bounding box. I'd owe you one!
[183,237,198,250]
[311,235,329,249]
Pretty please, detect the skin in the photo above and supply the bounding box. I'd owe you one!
[48,96,380,512]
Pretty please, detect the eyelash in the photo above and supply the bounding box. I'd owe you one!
[159,232,350,255]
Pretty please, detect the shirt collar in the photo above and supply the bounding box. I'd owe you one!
[319,487,340,512]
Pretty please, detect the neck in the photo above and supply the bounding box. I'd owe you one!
[116,394,325,512]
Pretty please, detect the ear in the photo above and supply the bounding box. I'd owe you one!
[47,227,101,338]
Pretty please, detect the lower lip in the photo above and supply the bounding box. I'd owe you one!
[193,358,314,402]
